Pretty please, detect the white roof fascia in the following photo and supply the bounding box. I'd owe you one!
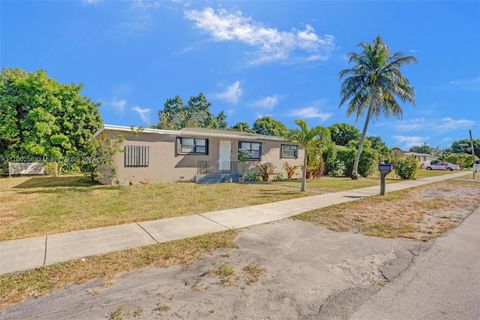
[95,124,179,137]
[97,124,287,142]
[178,130,286,142]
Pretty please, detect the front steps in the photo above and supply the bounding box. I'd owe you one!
[195,172,239,184]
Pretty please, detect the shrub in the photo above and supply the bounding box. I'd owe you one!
[322,144,337,175]
[273,172,285,181]
[255,163,275,182]
[443,153,477,168]
[328,160,346,177]
[336,148,356,176]
[357,148,378,177]
[395,157,418,179]
[282,162,299,180]
[44,162,60,176]
[243,172,260,182]
[335,147,378,177]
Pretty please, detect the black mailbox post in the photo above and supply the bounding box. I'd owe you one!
[378,163,393,196]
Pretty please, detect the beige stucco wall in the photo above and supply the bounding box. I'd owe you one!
[102,130,304,184]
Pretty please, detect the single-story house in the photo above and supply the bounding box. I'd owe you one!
[94,125,304,184]
[404,152,437,168]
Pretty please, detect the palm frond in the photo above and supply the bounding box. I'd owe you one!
[339,36,416,122]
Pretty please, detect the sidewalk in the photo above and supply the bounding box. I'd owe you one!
[0,171,468,275]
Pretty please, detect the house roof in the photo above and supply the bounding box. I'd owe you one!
[94,124,286,142]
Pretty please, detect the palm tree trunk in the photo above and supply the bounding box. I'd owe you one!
[352,106,373,180]
[301,149,307,191]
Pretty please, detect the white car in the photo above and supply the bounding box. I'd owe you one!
[426,160,461,171]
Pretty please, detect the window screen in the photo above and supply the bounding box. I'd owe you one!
[124,145,149,167]
[238,141,262,160]
[281,144,298,159]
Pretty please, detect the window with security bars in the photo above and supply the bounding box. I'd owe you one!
[124,145,149,167]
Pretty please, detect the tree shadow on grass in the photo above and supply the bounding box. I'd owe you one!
[13,176,99,189]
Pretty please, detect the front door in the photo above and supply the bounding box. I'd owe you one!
[219,140,231,171]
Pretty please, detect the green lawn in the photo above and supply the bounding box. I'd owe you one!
[0,176,312,241]
[269,170,457,192]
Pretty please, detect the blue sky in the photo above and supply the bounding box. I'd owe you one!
[1,0,479,149]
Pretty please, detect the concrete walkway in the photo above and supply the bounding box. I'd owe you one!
[0,171,468,275]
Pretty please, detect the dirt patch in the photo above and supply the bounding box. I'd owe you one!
[297,181,480,240]
[1,220,424,320]
[0,230,238,309]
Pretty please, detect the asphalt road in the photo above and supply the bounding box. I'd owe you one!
[350,207,480,320]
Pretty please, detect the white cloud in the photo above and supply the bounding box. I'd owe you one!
[448,77,480,91]
[133,106,151,124]
[82,0,102,5]
[111,98,127,111]
[386,117,476,132]
[214,81,242,104]
[393,118,427,131]
[131,0,161,10]
[252,96,279,110]
[184,7,335,64]
[441,117,475,129]
[290,107,331,121]
[393,135,428,149]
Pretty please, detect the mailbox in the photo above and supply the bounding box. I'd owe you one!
[378,163,393,174]
[378,163,393,196]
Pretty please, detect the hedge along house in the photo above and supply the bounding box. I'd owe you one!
[94,125,304,184]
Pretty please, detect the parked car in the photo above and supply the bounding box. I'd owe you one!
[426,160,461,171]
[474,160,480,173]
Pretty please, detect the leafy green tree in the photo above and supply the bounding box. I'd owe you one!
[390,147,406,166]
[443,153,478,168]
[0,68,102,172]
[409,144,433,154]
[329,123,360,146]
[230,122,255,133]
[339,36,416,179]
[253,116,288,137]
[81,133,125,182]
[449,139,480,158]
[288,119,325,191]
[340,139,379,177]
[367,136,391,162]
[155,93,226,130]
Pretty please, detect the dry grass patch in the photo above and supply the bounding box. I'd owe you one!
[296,181,480,240]
[243,263,266,285]
[0,230,238,309]
[0,175,311,241]
[213,263,237,285]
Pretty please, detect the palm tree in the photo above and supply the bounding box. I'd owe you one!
[339,36,416,179]
[288,119,324,191]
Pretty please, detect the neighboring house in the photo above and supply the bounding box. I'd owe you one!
[94,125,304,184]
[404,152,436,168]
